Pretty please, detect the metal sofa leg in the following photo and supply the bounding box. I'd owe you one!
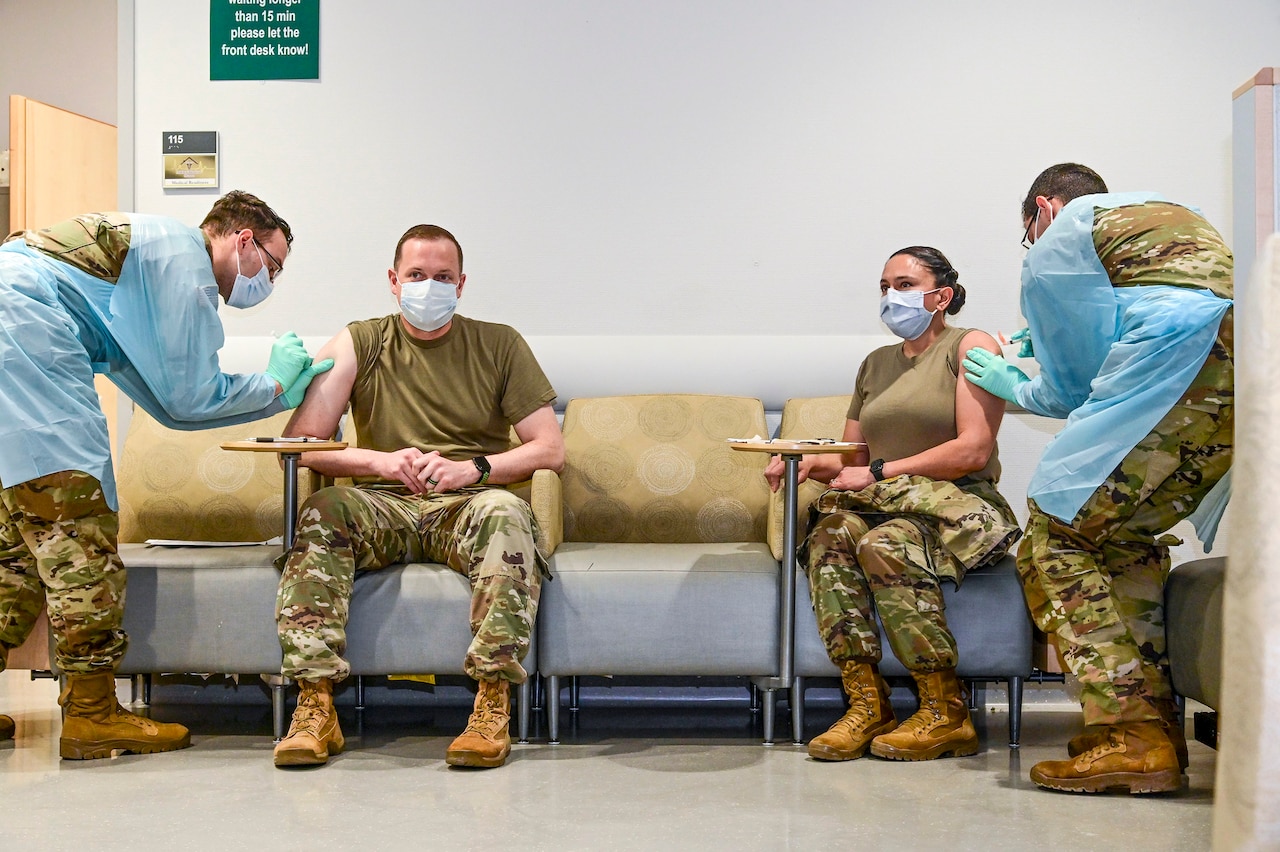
[792,676,805,745]
[547,675,561,744]
[1008,675,1023,748]
[354,675,366,711]
[517,679,531,744]
[762,688,776,745]
[131,674,150,706]
[569,675,580,712]
[261,674,290,741]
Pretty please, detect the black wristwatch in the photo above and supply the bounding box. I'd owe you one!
[472,456,492,485]
[869,458,886,482]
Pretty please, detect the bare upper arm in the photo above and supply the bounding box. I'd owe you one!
[955,329,1004,439]
[512,404,564,461]
[284,328,357,439]
[513,404,560,442]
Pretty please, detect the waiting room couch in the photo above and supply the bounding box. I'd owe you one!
[107,408,548,741]
[15,332,1225,747]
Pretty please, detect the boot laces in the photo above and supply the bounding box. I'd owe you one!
[897,693,943,735]
[852,678,881,715]
[1080,727,1125,761]
[464,690,507,737]
[288,691,328,737]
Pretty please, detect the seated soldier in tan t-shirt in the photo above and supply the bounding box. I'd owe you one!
[271,224,564,770]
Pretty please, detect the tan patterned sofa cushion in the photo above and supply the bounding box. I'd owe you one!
[560,394,770,543]
[768,395,853,559]
[117,408,305,543]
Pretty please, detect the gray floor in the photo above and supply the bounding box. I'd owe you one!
[1,673,1216,851]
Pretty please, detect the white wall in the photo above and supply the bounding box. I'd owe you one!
[128,0,1280,343]
[0,0,117,145]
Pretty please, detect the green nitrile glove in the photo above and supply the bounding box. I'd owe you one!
[266,332,310,389]
[281,358,335,409]
[1009,327,1035,359]
[961,347,1029,403]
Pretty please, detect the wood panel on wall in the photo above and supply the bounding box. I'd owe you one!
[6,96,118,671]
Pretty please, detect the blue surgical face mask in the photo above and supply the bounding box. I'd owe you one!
[227,240,274,309]
[399,278,458,332]
[879,287,941,340]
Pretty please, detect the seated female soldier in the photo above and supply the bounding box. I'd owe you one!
[765,246,1020,762]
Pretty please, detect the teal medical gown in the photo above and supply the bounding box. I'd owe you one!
[0,214,284,511]
[1012,192,1233,545]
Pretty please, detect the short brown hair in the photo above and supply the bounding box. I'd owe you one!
[394,224,463,271]
[1022,163,1108,220]
[201,190,293,247]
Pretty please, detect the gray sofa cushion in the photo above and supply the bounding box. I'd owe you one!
[1166,556,1225,709]
[117,543,281,674]
[793,554,1032,678]
[346,562,537,676]
[116,547,524,678]
[539,541,780,676]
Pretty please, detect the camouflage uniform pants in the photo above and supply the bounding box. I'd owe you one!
[277,485,542,684]
[806,514,958,672]
[1018,335,1233,726]
[0,470,128,674]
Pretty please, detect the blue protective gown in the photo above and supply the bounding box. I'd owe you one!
[1012,192,1233,543]
[0,214,284,510]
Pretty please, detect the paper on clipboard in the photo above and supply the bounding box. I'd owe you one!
[726,438,866,448]
[144,537,283,548]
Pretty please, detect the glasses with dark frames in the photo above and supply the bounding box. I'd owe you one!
[252,237,284,281]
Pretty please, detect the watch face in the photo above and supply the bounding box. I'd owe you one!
[473,456,492,473]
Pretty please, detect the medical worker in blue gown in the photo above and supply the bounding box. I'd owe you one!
[0,191,332,758]
[963,163,1233,795]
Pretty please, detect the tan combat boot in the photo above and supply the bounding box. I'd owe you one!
[1069,719,1189,771]
[274,678,344,767]
[58,671,190,759]
[808,660,897,761]
[869,668,979,761]
[1,714,14,741]
[445,677,511,768]
[1031,720,1181,794]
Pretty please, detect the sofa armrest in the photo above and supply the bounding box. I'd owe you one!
[531,468,563,555]
[767,487,785,561]
[766,479,826,561]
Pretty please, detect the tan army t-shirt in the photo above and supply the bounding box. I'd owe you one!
[847,324,1001,483]
[347,314,556,486]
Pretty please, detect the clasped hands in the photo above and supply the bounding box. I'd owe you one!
[376,447,482,495]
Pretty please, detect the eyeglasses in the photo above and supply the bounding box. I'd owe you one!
[253,237,284,281]
[1021,197,1057,250]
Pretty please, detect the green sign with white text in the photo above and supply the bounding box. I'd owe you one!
[210,0,319,81]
